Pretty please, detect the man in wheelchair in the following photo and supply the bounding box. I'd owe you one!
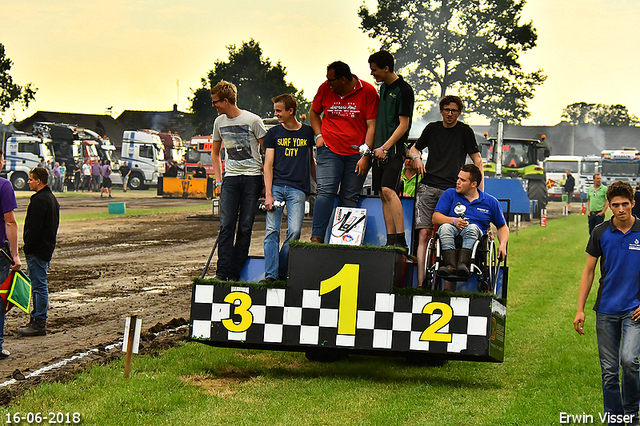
[432,164,509,278]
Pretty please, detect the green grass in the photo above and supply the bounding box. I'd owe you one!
[58,204,212,222]
[1,214,604,425]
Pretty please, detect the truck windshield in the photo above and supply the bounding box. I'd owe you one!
[602,161,640,177]
[86,144,98,157]
[499,141,534,167]
[581,161,599,175]
[155,145,165,161]
[546,161,579,174]
[186,148,200,163]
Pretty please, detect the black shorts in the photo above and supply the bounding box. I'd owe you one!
[102,177,112,188]
[372,155,403,192]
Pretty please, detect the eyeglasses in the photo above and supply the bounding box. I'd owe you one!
[326,77,340,83]
[442,108,461,115]
[212,98,226,106]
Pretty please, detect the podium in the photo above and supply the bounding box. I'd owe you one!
[191,243,506,362]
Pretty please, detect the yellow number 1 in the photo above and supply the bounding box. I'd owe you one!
[320,264,359,335]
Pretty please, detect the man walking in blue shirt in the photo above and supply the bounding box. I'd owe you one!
[574,181,640,426]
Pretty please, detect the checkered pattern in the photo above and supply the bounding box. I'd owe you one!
[191,284,498,356]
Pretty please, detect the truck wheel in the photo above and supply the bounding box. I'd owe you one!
[128,173,146,190]
[10,172,29,191]
[527,179,548,218]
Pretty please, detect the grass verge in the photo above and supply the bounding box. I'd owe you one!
[0,214,604,425]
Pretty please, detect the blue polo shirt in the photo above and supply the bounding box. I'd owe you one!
[434,188,506,232]
[587,218,640,314]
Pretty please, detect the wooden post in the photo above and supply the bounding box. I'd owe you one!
[124,314,137,378]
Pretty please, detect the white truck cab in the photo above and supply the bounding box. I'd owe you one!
[544,155,585,201]
[121,130,165,190]
[4,132,55,190]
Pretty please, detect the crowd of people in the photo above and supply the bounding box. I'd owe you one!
[38,158,118,195]
[207,49,508,289]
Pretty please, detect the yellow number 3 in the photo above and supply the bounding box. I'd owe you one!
[222,292,253,332]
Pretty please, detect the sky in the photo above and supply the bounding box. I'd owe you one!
[1,0,640,127]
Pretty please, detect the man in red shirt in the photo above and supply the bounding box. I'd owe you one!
[309,61,378,243]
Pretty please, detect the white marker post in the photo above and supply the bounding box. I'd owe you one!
[122,315,142,378]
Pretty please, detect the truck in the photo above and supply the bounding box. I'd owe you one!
[480,130,551,216]
[33,123,82,169]
[3,131,55,190]
[159,132,186,166]
[185,136,215,177]
[580,155,601,193]
[74,126,116,164]
[33,122,115,166]
[120,129,165,190]
[544,155,587,201]
[600,149,640,187]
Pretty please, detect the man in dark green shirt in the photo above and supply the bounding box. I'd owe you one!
[368,50,414,249]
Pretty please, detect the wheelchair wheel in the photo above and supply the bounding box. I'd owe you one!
[476,235,491,293]
[422,236,439,290]
[488,238,500,294]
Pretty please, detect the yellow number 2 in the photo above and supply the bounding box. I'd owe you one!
[420,302,453,342]
[222,291,253,332]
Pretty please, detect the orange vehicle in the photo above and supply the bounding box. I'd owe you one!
[185,136,219,178]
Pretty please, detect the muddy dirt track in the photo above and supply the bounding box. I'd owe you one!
[0,189,564,403]
[0,191,231,402]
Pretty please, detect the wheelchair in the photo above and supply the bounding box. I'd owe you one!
[422,230,503,294]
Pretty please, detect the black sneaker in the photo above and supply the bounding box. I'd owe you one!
[394,243,409,253]
[259,277,277,284]
[0,349,10,359]
[213,275,227,281]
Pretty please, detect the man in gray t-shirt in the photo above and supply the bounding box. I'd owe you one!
[211,80,267,281]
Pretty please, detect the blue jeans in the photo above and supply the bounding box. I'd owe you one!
[596,311,640,425]
[0,257,11,349]
[264,185,306,280]
[589,212,605,234]
[437,223,483,250]
[217,175,262,281]
[27,255,50,322]
[312,146,366,240]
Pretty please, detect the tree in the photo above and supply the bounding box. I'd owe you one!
[561,102,639,126]
[358,0,546,123]
[189,39,310,135]
[0,43,36,116]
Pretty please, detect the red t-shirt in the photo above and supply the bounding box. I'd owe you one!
[311,76,379,156]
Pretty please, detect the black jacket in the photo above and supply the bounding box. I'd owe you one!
[564,175,575,193]
[23,185,60,261]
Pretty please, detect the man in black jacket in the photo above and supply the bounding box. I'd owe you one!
[564,169,576,214]
[18,167,60,337]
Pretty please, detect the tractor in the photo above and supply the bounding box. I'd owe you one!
[479,124,550,218]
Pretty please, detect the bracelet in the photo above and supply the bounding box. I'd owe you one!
[411,155,419,160]
[314,134,323,142]
[215,181,222,187]
[452,218,456,225]
[382,147,388,154]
